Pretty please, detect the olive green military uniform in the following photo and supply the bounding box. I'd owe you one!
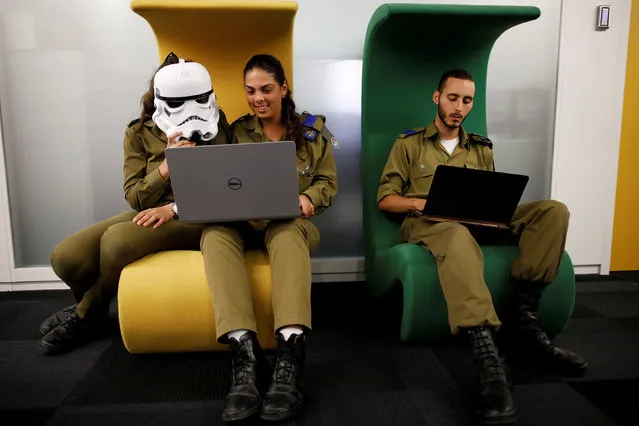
[200,113,338,340]
[51,112,231,319]
[377,122,569,333]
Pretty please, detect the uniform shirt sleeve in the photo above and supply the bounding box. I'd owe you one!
[302,136,338,216]
[122,126,169,211]
[486,148,495,172]
[377,137,410,203]
[211,109,231,145]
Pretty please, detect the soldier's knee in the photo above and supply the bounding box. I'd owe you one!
[432,223,481,260]
[541,200,570,221]
[99,223,134,268]
[50,238,95,284]
[200,225,242,252]
[445,223,474,244]
[265,219,307,242]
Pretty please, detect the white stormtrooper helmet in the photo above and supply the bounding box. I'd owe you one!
[152,57,219,144]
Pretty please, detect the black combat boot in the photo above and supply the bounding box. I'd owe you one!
[222,331,271,422]
[498,281,588,377]
[39,309,103,355]
[39,304,77,336]
[260,333,306,421]
[465,326,518,426]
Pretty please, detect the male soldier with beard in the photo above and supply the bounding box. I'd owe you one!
[376,69,588,426]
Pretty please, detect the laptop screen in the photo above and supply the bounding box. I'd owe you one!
[422,165,529,224]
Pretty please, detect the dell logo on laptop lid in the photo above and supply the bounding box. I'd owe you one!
[228,177,242,190]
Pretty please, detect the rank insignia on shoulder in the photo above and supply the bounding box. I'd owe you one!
[301,114,318,128]
[468,132,493,149]
[128,118,141,128]
[398,127,425,138]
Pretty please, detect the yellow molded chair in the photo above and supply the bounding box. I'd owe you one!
[130,0,298,120]
[119,0,298,354]
[119,250,277,353]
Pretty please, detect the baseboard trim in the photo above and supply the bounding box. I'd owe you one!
[574,265,601,275]
[0,260,611,292]
[8,282,68,291]
[2,272,365,292]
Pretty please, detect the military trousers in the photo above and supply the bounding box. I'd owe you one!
[400,200,569,334]
[200,218,320,341]
[50,210,203,319]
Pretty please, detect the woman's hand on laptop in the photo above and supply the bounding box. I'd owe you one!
[299,195,314,219]
[159,131,196,180]
[132,204,175,229]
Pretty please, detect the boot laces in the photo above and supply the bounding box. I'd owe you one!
[231,342,255,386]
[273,339,297,384]
[473,329,507,385]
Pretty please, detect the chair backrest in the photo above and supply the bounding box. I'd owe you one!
[131,0,298,121]
[361,3,540,268]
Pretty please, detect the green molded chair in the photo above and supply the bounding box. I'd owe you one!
[361,4,576,342]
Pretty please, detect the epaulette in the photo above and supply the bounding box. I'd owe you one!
[468,132,493,149]
[301,113,339,149]
[398,127,426,138]
[231,113,251,128]
[127,118,141,128]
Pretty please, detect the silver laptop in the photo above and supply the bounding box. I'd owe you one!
[164,142,300,223]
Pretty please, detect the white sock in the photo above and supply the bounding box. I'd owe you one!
[279,327,303,341]
[227,329,249,342]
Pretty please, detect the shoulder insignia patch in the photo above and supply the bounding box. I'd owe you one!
[301,112,339,149]
[398,127,425,138]
[303,128,319,141]
[468,132,493,149]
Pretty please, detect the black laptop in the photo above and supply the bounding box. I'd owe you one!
[421,165,529,229]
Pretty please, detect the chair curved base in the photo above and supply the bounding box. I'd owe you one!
[369,244,575,342]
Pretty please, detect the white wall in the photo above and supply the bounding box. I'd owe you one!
[551,0,632,274]
[0,120,12,284]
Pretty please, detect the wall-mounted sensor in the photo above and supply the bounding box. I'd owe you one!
[597,5,610,30]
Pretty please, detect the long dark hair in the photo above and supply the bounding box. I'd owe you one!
[135,52,182,133]
[243,54,305,151]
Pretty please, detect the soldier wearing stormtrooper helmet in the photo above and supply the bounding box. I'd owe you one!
[38,52,230,355]
[152,58,221,145]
